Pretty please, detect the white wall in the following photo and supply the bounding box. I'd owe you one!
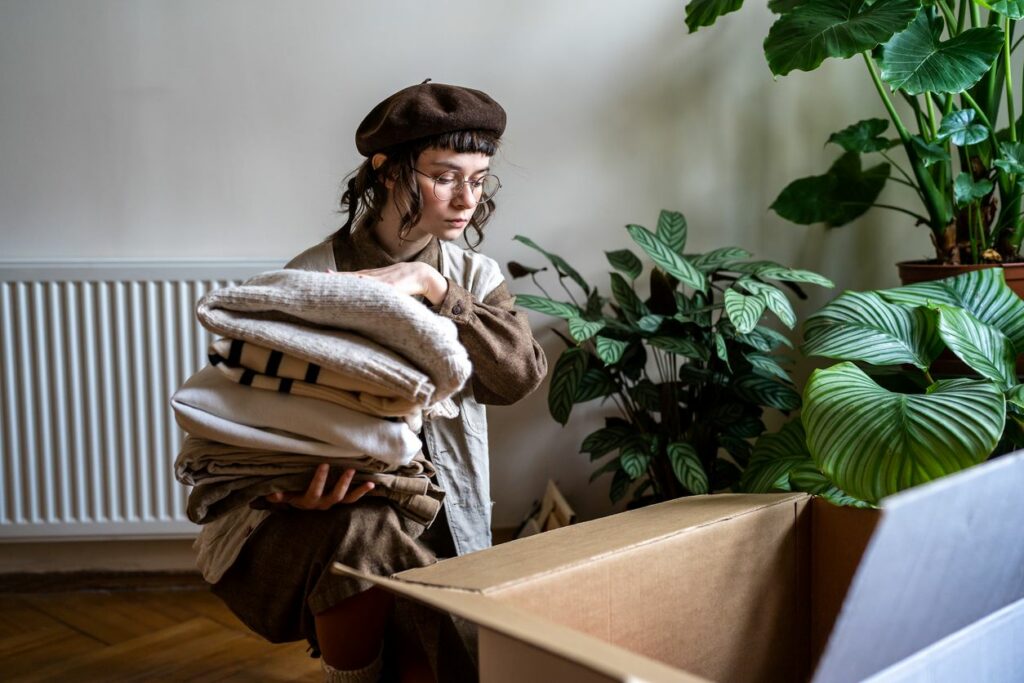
[0,0,925,529]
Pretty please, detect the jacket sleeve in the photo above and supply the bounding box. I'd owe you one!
[433,278,548,406]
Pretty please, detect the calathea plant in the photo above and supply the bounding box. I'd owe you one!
[742,268,1024,505]
[686,0,1024,264]
[509,210,833,505]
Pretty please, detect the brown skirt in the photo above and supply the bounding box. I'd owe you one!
[211,496,456,653]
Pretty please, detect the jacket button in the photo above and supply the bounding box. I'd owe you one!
[452,302,464,315]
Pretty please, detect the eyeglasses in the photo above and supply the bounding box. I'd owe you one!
[413,168,502,202]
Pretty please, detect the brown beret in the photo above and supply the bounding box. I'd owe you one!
[355,81,506,156]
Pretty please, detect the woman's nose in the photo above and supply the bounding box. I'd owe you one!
[452,182,479,208]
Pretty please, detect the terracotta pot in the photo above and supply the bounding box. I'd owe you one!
[896,260,1024,377]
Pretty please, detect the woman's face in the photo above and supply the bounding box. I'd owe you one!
[404,148,492,244]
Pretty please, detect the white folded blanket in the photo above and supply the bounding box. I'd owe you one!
[171,366,421,468]
[196,270,471,407]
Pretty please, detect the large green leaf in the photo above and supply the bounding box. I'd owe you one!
[685,0,745,32]
[575,368,617,402]
[994,141,1024,174]
[937,109,989,146]
[828,118,898,153]
[548,347,588,425]
[690,246,753,272]
[881,268,1024,352]
[668,442,709,494]
[734,375,802,411]
[580,424,633,458]
[910,135,951,167]
[880,11,1003,94]
[988,0,1024,19]
[803,363,1005,503]
[931,303,1017,389]
[515,294,580,320]
[513,235,591,294]
[626,224,707,292]
[771,152,890,227]
[724,289,767,334]
[609,272,648,321]
[745,352,793,382]
[740,419,810,492]
[738,279,798,328]
[567,316,606,342]
[953,172,993,206]
[620,442,650,480]
[595,336,628,365]
[656,210,688,254]
[802,290,943,370]
[606,249,643,280]
[648,335,709,361]
[764,0,920,76]
[754,265,834,288]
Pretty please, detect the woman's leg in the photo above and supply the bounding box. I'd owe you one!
[315,586,393,669]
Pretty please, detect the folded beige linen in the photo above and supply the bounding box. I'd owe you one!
[196,270,471,407]
[171,366,421,468]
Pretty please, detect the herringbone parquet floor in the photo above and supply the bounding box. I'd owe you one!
[0,587,321,682]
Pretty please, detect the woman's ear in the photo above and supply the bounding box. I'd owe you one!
[372,153,395,190]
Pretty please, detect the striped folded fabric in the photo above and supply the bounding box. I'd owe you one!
[196,270,471,409]
[208,337,433,421]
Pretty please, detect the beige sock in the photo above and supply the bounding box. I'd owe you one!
[321,649,383,683]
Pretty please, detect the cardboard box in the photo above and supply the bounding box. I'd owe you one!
[335,452,1024,682]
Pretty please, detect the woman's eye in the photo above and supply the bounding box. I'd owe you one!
[435,174,458,185]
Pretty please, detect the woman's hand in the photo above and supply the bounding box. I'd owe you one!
[342,262,449,305]
[264,464,375,510]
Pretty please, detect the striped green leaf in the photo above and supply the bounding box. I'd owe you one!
[620,442,650,480]
[575,368,617,403]
[724,416,767,439]
[595,336,628,365]
[605,249,643,280]
[738,279,798,329]
[580,424,633,458]
[590,457,621,482]
[735,374,802,411]
[714,332,730,368]
[689,246,753,272]
[513,235,590,294]
[626,224,707,293]
[724,289,767,334]
[610,272,648,321]
[1008,385,1024,430]
[656,210,688,254]
[637,314,664,333]
[881,268,1024,353]
[804,362,1005,504]
[515,294,580,320]
[931,303,1016,390]
[609,468,631,503]
[668,442,709,494]
[740,419,811,493]
[802,291,943,370]
[755,265,834,288]
[548,347,588,425]
[567,316,605,342]
[649,335,709,361]
[745,352,792,383]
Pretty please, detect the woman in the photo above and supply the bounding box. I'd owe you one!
[207,81,547,682]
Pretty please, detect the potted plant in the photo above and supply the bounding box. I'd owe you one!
[509,210,833,505]
[686,0,1024,284]
[741,268,1024,505]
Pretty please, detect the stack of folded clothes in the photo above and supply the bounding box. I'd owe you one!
[171,269,472,527]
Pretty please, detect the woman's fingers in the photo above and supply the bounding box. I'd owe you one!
[342,481,375,504]
[295,463,330,508]
[322,468,357,507]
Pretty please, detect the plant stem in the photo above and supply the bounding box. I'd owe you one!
[924,370,935,385]
[960,91,996,133]
[865,53,950,234]
[957,0,967,34]
[880,150,926,203]
[926,91,940,139]
[530,273,554,301]
[936,0,958,32]
[558,277,581,308]
[1006,17,1017,143]
[970,0,981,28]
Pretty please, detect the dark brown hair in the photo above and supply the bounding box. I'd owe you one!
[330,130,500,249]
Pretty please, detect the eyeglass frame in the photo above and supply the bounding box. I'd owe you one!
[412,167,502,202]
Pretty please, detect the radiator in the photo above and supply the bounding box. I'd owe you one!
[0,260,279,540]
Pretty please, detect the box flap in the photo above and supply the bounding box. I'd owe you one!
[813,451,1024,683]
[396,493,805,592]
[863,596,1024,683]
[332,563,711,683]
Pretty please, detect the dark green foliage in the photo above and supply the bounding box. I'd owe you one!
[511,210,831,504]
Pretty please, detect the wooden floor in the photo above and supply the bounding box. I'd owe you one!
[0,587,321,682]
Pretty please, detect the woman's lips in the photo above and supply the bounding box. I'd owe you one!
[446,219,469,227]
